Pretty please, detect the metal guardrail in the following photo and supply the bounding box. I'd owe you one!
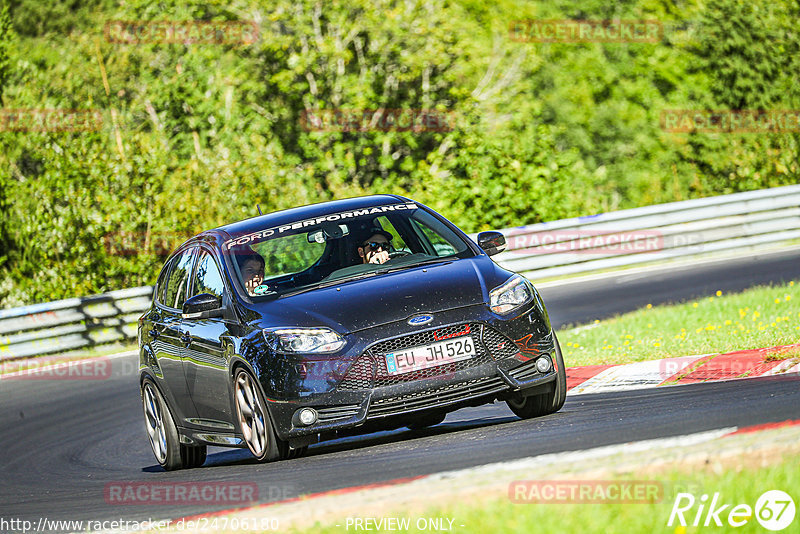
[0,287,153,361]
[480,184,800,280]
[1,185,799,361]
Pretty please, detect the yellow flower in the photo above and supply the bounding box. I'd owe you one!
[654,342,661,347]
[625,334,633,339]
[716,290,722,296]
[775,298,781,304]
[692,302,699,308]
[646,303,652,309]
[786,295,792,301]
[724,320,732,325]
[647,323,653,328]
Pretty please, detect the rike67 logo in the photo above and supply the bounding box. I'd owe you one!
[668,490,796,531]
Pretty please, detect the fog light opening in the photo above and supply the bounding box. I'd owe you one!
[536,356,552,373]
[298,408,318,426]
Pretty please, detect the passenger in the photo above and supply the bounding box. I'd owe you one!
[237,250,266,295]
[357,228,394,265]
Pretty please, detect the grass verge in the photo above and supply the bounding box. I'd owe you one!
[290,453,799,534]
[559,280,800,366]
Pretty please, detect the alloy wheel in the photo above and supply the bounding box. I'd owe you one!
[142,383,168,464]
[235,371,268,458]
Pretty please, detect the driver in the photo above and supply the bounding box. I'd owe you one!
[357,228,394,265]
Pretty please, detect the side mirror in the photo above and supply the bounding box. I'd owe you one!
[477,231,506,256]
[182,293,224,319]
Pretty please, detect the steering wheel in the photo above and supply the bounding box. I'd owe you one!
[388,250,412,260]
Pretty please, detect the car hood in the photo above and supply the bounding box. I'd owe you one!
[251,257,512,333]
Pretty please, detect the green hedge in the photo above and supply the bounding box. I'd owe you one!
[1,0,798,306]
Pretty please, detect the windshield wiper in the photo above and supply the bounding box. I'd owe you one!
[378,257,453,273]
[278,258,453,297]
[279,272,379,298]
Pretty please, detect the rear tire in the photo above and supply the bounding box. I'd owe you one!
[506,333,567,419]
[141,378,185,471]
[233,368,289,462]
[180,444,207,468]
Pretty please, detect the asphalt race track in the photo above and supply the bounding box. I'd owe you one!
[1,248,798,530]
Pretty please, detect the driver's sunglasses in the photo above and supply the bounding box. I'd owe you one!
[363,241,392,252]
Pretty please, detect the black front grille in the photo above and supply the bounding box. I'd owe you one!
[338,322,524,390]
[368,376,507,418]
[339,323,488,390]
[316,404,361,423]
[337,356,374,390]
[482,326,520,359]
[507,355,549,381]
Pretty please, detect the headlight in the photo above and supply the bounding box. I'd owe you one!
[263,327,346,354]
[489,275,533,315]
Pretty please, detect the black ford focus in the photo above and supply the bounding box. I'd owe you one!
[138,195,565,470]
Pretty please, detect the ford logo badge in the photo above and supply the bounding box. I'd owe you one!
[408,314,434,326]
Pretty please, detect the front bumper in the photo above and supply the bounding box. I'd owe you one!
[264,303,557,445]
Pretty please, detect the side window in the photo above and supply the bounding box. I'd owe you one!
[193,250,225,300]
[374,216,408,252]
[164,248,196,309]
[154,262,171,305]
[406,210,470,258]
[413,219,459,256]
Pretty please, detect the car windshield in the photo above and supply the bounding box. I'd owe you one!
[222,202,474,298]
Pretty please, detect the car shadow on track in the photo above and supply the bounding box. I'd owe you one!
[141,413,522,471]
[140,402,578,471]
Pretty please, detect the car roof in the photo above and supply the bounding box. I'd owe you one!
[187,194,414,250]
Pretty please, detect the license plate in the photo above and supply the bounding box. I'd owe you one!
[384,335,476,376]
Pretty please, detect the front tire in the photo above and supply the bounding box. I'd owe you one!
[180,444,207,468]
[142,379,185,471]
[506,333,567,419]
[233,369,289,462]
